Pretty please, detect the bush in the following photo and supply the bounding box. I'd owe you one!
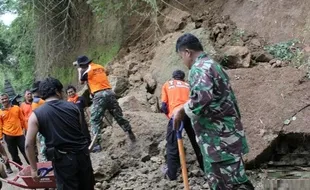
[264,40,300,61]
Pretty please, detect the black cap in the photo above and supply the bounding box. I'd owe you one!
[172,70,185,80]
[30,81,41,93]
[77,55,92,66]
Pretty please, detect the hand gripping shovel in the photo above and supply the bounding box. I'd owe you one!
[175,121,190,190]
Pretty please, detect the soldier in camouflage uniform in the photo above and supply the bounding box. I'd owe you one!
[173,33,254,190]
[76,55,136,151]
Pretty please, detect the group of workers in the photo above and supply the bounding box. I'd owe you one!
[0,33,254,190]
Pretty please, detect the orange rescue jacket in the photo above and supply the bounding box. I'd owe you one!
[0,105,26,138]
[82,63,111,94]
[161,79,190,118]
[20,102,32,129]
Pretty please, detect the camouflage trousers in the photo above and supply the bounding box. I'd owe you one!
[90,89,131,144]
[37,133,47,162]
[204,156,251,190]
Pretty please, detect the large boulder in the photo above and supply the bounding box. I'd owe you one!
[108,76,129,98]
[118,95,152,112]
[150,27,216,96]
[227,67,310,167]
[252,51,274,62]
[222,46,251,68]
[162,9,190,32]
[143,73,157,94]
[92,154,121,182]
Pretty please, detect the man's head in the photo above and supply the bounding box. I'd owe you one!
[176,33,204,69]
[24,90,33,103]
[172,70,185,81]
[0,93,10,108]
[76,55,92,68]
[30,81,41,96]
[39,77,64,100]
[66,85,77,98]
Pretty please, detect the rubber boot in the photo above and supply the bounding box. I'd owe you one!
[127,130,136,143]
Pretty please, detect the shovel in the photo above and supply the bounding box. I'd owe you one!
[175,121,190,190]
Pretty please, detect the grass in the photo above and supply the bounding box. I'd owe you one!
[87,42,121,66]
[50,66,75,87]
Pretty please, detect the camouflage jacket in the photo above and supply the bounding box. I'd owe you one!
[184,52,249,163]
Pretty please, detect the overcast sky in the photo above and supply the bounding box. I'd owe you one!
[0,12,17,25]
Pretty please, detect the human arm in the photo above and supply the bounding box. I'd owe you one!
[160,83,169,115]
[183,66,214,120]
[78,67,88,85]
[25,113,39,181]
[19,108,27,130]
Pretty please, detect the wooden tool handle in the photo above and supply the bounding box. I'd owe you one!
[178,139,190,190]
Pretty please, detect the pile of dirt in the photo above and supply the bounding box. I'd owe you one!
[227,66,310,168]
[88,2,310,190]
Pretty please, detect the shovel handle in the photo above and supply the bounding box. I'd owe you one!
[178,138,190,190]
[174,121,189,190]
[88,132,99,151]
[176,122,184,139]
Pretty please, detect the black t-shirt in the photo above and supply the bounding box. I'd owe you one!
[72,96,91,143]
[33,100,88,152]
[75,96,86,110]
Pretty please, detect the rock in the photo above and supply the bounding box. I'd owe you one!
[163,9,190,32]
[250,38,261,47]
[141,153,151,162]
[95,183,101,188]
[252,51,274,62]
[112,67,129,78]
[158,140,167,156]
[109,76,129,97]
[93,155,121,181]
[129,73,142,86]
[222,46,251,68]
[271,60,283,68]
[101,181,109,190]
[269,59,277,65]
[118,95,152,112]
[146,93,153,100]
[139,167,149,174]
[150,156,161,163]
[148,96,156,105]
[127,62,139,75]
[143,73,157,93]
[203,183,210,189]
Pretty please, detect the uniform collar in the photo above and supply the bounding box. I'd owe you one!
[194,52,208,64]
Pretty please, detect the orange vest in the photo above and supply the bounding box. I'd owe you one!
[84,63,111,94]
[161,79,190,118]
[20,102,32,129]
[32,98,45,110]
[0,105,26,138]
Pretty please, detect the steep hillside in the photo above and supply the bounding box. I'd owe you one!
[85,1,310,189]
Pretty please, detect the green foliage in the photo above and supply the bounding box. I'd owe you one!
[87,42,121,66]
[87,0,125,22]
[51,66,75,87]
[264,40,300,61]
[87,0,158,21]
[0,1,35,94]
